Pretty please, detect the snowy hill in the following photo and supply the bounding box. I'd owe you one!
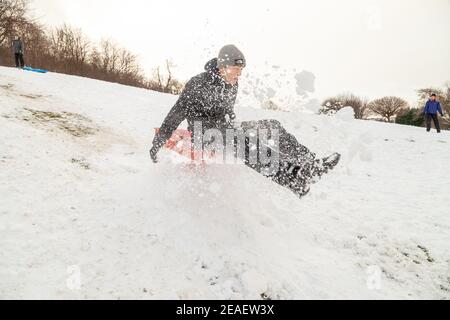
[1,66,449,300]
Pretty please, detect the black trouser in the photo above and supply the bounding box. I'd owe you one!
[240,119,319,196]
[201,119,319,196]
[14,53,25,68]
[426,114,440,133]
[238,119,316,168]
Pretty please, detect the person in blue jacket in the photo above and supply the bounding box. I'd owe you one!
[423,94,444,133]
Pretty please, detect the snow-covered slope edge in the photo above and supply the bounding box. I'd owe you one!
[1,67,449,299]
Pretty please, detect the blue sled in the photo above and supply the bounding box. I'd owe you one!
[22,66,48,74]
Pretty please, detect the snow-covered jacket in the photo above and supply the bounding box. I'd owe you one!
[152,58,238,150]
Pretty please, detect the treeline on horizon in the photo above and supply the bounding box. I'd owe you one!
[0,0,184,94]
[317,87,450,129]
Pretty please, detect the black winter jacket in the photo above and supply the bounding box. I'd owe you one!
[152,58,238,150]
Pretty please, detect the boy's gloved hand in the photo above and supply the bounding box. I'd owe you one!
[149,146,159,163]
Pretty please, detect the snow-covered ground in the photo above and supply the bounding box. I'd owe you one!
[1,66,449,300]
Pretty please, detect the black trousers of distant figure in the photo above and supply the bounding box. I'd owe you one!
[426,114,440,133]
[15,53,25,68]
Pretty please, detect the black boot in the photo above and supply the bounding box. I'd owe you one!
[322,153,341,171]
[309,153,341,180]
[272,162,311,197]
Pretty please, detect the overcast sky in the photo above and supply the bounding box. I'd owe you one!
[30,0,450,104]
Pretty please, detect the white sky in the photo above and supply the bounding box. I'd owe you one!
[30,0,450,104]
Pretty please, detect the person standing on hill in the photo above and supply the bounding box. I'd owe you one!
[12,36,25,68]
[423,94,444,133]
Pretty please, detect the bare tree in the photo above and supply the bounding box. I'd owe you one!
[49,24,90,74]
[0,2,183,95]
[0,0,28,46]
[152,59,184,94]
[97,39,121,75]
[116,47,144,85]
[88,39,148,86]
[369,96,408,122]
[321,93,370,119]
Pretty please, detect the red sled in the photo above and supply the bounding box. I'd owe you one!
[154,128,216,162]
